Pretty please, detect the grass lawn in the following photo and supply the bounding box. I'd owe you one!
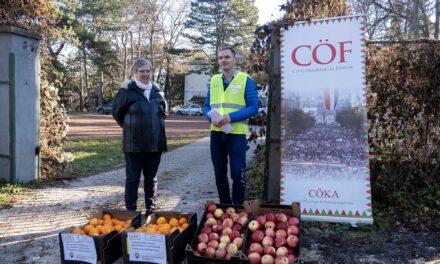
[0,182,40,209]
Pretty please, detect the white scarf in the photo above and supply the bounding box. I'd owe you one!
[135,79,153,100]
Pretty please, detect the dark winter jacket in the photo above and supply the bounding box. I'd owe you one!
[112,80,167,153]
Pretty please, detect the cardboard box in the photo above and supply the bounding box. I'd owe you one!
[185,202,252,264]
[59,208,142,264]
[122,212,197,264]
[240,202,301,264]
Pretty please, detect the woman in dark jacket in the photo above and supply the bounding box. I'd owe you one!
[112,58,167,215]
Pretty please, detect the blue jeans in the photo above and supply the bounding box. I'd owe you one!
[124,152,162,211]
[210,131,247,204]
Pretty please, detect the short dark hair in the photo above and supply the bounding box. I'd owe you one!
[218,47,236,57]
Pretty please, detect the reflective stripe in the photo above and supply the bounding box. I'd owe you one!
[210,103,244,110]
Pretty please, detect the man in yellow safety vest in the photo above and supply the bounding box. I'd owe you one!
[203,47,259,204]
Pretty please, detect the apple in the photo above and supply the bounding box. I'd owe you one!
[214,208,224,219]
[251,230,265,242]
[263,245,276,256]
[205,247,216,257]
[265,228,276,237]
[249,243,264,254]
[266,212,276,222]
[222,227,232,236]
[265,221,276,230]
[198,233,209,243]
[207,203,217,213]
[261,254,274,264]
[238,216,249,227]
[196,242,207,254]
[274,256,289,264]
[230,230,241,241]
[215,248,226,259]
[276,246,288,257]
[286,235,299,248]
[248,220,260,232]
[288,216,300,226]
[193,251,201,256]
[220,213,230,221]
[201,225,212,235]
[288,253,298,262]
[205,217,217,226]
[276,213,288,223]
[262,236,274,247]
[226,243,238,254]
[233,237,244,248]
[287,225,299,236]
[230,213,240,223]
[225,252,232,260]
[208,240,219,249]
[276,222,288,231]
[255,215,267,226]
[226,207,236,215]
[212,224,223,233]
[209,232,219,241]
[220,235,230,244]
[232,223,242,232]
[206,213,214,219]
[222,218,233,228]
[275,236,286,248]
[248,252,261,264]
[275,229,287,238]
[239,211,248,218]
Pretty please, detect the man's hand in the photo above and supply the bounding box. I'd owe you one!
[217,114,231,126]
[211,119,222,128]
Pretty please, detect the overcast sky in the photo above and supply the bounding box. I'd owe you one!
[254,0,287,25]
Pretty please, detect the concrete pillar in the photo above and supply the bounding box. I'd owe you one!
[0,25,41,183]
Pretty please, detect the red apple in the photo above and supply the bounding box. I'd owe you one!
[238,216,249,227]
[276,222,288,231]
[265,228,276,237]
[261,254,274,264]
[226,207,236,215]
[212,224,223,233]
[198,233,209,243]
[263,245,276,256]
[255,215,267,226]
[230,230,241,241]
[288,253,298,262]
[233,237,243,248]
[286,235,299,248]
[262,236,274,247]
[276,246,288,257]
[251,230,265,242]
[222,218,233,228]
[232,223,242,232]
[230,213,240,223]
[275,229,287,238]
[208,240,219,250]
[206,213,214,219]
[225,252,232,260]
[196,242,207,254]
[275,236,286,248]
[249,242,264,254]
[220,213,230,221]
[239,211,248,218]
[226,243,238,254]
[287,225,299,236]
[265,221,276,230]
[266,212,276,222]
[214,208,224,219]
[205,247,216,257]
[248,220,260,232]
[222,227,232,236]
[209,232,219,241]
[202,225,212,235]
[248,252,262,264]
[207,203,217,213]
[287,216,300,226]
[215,248,226,259]
[276,213,288,223]
[274,256,289,264]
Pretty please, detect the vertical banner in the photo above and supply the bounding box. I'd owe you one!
[280,15,373,224]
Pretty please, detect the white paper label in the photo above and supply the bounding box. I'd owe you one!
[61,233,97,264]
[127,232,167,263]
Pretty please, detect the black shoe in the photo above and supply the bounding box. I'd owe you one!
[145,208,155,218]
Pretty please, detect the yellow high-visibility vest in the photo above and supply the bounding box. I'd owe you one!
[209,71,248,134]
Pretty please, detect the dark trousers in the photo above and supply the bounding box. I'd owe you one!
[124,152,162,211]
[210,131,247,204]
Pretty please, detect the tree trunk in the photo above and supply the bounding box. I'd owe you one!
[98,71,104,107]
[138,22,142,58]
[79,53,84,112]
[130,30,134,69]
[410,0,420,38]
[435,0,440,40]
[122,31,128,79]
[82,46,93,112]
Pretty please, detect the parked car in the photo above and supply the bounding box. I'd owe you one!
[175,104,203,116]
[96,103,113,114]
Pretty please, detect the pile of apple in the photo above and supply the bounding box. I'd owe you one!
[193,203,249,260]
[245,212,299,264]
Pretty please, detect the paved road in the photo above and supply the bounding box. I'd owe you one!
[0,136,260,264]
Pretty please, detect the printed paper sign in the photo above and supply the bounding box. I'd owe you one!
[280,15,373,224]
[127,232,167,263]
[61,233,97,264]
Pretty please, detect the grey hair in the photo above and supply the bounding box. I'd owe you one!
[132,58,152,72]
